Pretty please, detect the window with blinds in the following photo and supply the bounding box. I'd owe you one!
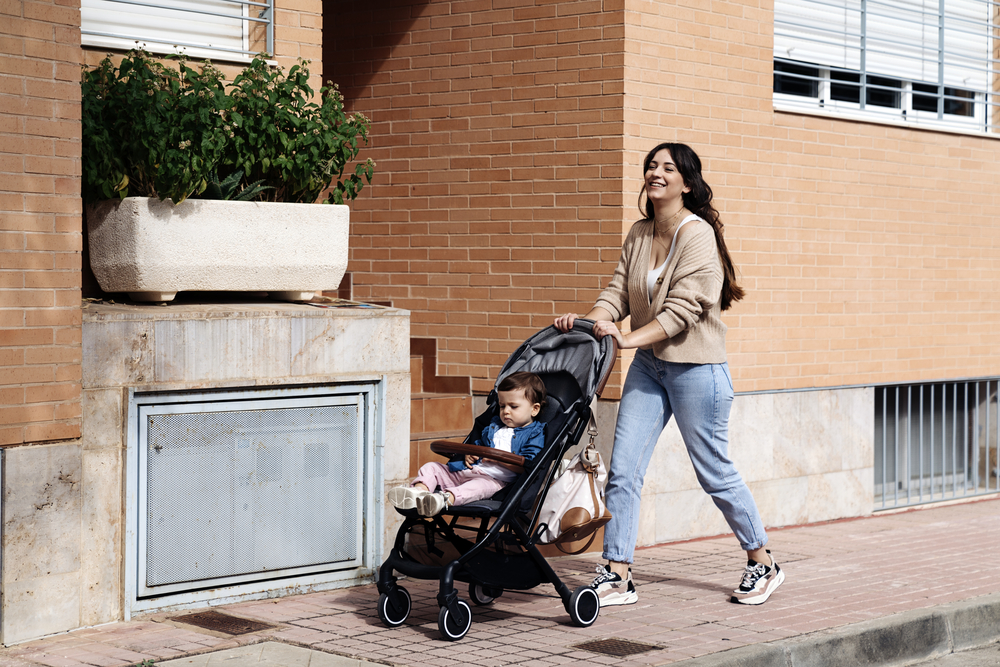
[81,0,273,62]
[773,0,999,133]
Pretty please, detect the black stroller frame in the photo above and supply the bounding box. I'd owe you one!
[376,320,617,640]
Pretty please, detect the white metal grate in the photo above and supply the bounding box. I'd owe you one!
[128,385,379,608]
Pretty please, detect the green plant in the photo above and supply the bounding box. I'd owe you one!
[81,49,375,205]
[203,169,271,201]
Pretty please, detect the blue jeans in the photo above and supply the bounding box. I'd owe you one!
[603,349,768,563]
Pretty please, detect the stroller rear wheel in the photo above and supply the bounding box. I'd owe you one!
[438,599,473,641]
[469,583,502,606]
[567,586,600,627]
[377,586,412,627]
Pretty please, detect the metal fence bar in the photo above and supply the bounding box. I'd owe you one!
[880,386,887,509]
[907,386,913,505]
[987,381,992,493]
[986,380,1000,491]
[952,383,958,498]
[974,382,980,491]
[894,386,900,506]
[962,382,974,493]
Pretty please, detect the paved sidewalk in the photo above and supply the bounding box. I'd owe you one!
[3,498,999,667]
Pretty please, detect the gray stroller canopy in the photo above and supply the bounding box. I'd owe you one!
[494,319,616,401]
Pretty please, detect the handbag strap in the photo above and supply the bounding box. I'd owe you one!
[579,398,601,472]
[587,397,599,445]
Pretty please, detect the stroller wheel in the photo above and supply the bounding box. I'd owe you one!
[469,583,501,606]
[567,586,600,627]
[377,586,412,627]
[437,599,473,641]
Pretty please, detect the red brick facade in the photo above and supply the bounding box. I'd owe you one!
[0,0,84,446]
[326,0,1000,395]
[326,0,631,394]
[1,0,325,447]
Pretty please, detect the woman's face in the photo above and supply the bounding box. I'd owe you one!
[644,148,690,208]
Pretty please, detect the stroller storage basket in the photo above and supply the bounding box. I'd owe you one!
[376,320,616,640]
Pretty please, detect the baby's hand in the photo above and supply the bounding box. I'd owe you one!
[464,454,480,467]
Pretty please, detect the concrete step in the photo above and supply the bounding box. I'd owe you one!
[410,392,473,437]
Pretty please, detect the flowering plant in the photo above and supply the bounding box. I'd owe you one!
[81,49,374,205]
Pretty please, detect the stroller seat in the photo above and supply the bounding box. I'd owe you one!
[375,321,616,641]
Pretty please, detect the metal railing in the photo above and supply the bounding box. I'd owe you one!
[875,379,1000,509]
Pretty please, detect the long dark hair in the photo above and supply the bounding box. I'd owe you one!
[638,142,745,311]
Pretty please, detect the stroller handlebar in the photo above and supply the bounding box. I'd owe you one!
[429,441,525,473]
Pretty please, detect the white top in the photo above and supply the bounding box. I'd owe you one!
[647,215,699,300]
[475,426,518,483]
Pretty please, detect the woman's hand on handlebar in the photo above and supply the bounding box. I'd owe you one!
[554,313,578,332]
[592,319,626,347]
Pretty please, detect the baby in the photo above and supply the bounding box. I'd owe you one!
[389,371,547,516]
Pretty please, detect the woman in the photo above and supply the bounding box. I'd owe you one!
[554,143,784,607]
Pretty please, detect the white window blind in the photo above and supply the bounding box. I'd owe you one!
[774,0,998,132]
[81,0,273,62]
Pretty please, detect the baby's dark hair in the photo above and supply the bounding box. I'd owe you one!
[498,371,547,409]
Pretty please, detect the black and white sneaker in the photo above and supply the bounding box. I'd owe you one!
[590,564,638,606]
[731,551,785,605]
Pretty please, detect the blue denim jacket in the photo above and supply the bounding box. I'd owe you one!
[446,417,545,472]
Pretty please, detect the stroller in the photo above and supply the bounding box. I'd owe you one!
[376,319,617,641]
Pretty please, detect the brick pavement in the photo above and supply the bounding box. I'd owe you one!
[2,498,998,667]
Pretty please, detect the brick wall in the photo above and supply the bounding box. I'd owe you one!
[325,0,629,394]
[0,0,84,446]
[328,0,1000,395]
[1,0,326,447]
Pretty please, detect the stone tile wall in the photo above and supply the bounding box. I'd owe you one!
[637,387,874,547]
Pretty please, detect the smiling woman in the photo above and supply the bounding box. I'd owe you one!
[555,142,785,610]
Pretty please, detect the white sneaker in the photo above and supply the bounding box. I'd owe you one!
[731,552,785,605]
[590,564,638,606]
[416,491,451,517]
[387,486,428,510]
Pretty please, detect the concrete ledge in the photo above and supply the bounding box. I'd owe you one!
[668,593,1000,667]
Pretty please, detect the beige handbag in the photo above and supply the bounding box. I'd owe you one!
[536,414,612,554]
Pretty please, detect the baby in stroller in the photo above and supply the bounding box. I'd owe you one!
[388,372,547,517]
[376,321,617,641]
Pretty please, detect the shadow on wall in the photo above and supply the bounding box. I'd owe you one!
[322,0,434,111]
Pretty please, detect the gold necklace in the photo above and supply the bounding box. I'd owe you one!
[654,207,687,241]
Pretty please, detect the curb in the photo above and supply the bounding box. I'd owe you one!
[663,593,1000,667]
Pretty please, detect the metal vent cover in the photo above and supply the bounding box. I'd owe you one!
[170,610,276,635]
[132,388,373,601]
[572,638,661,656]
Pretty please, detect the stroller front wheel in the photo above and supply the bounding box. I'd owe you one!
[438,599,473,641]
[377,586,412,627]
[469,583,502,606]
[567,586,600,627]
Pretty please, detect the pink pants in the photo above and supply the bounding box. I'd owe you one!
[412,462,506,506]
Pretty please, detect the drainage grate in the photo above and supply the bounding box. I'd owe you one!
[572,638,661,656]
[170,610,276,635]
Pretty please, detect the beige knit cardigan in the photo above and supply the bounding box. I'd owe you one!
[593,216,728,364]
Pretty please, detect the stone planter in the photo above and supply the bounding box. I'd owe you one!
[86,197,349,302]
